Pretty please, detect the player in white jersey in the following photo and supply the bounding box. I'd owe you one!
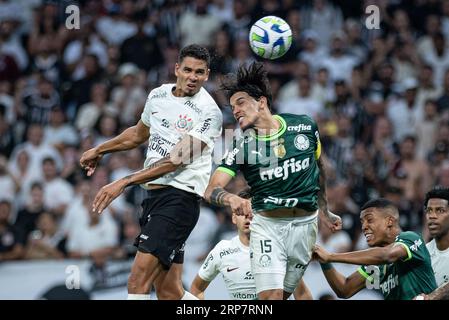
[416,187,449,300]
[80,45,223,300]
[191,190,312,300]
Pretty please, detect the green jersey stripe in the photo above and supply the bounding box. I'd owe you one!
[357,266,374,282]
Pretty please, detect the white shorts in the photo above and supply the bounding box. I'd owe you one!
[249,211,318,294]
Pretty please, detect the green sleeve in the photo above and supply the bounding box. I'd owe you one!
[217,138,244,177]
[394,231,426,263]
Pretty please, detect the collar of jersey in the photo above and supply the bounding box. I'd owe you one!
[250,115,286,141]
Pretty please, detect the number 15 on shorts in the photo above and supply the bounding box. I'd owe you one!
[260,240,272,253]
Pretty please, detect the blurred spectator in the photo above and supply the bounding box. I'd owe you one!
[19,75,60,127]
[120,10,164,72]
[9,123,62,182]
[321,31,359,82]
[0,199,25,261]
[75,82,118,131]
[24,212,65,259]
[66,195,118,260]
[111,63,146,126]
[300,0,343,48]
[0,104,14,157]
[40,157,74,217]
[0,154,19,202]
[278,76,323,118]
[14,182,46,240]
[298,30,327,73]
[178,0,222,47]
[391,136,432,204]
[43,107,79,150]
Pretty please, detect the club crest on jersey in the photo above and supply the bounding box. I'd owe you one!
[272,138,286,158]
[294,134,309,151]
[259,254,271,267]
[175,114,193,132]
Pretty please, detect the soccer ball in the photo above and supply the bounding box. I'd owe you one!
[249,16,292,60]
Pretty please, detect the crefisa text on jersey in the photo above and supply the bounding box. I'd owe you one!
[176,304,273,317]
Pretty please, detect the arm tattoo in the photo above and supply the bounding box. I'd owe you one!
[428,282,449,300]
[210,187,232,207]
[317,157,328,212]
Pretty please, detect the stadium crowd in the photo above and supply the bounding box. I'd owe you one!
[0,0,448,292]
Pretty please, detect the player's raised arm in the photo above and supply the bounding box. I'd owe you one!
[80,119,150,176]
[92,134,207,214]
[204,170,252,218]
[319,263,366,299]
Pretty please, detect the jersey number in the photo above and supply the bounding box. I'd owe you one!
[260,240,272,253]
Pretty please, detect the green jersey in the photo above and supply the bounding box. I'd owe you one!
[358,231,437,300]
[217,114,322,212]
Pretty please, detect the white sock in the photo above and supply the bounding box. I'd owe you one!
[181,291,199,300]
[127,294,151,300]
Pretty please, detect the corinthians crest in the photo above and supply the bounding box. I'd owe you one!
[271,138,286,158]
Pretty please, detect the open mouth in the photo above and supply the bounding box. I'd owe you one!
[187,84,196,89]
[365,233,374,241]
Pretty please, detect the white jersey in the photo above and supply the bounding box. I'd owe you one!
[426,239,449,287]
[140,84,222,196]
[199,236,256,300]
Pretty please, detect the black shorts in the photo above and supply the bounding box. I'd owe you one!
[134,186,201,270]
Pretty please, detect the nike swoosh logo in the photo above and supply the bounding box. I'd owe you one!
[151,112,158,115]
[227,267,239,272]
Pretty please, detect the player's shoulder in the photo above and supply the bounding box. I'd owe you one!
[196,87,219,107]
[396,231,425,250]
[279,113,315,123]
[148,83,172,100]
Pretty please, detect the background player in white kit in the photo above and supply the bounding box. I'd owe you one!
[415,187,449,300]
[190,190,312,300]
[79,45,222,300]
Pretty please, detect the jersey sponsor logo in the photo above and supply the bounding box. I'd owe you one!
[203,254,213,269]
[410,239,422,252]
[196,118,212,134]
[184,100,202,115]
[175,114,193,132]
[224,148,240,166]
[226,267,239,272]
[149,134,171,157]
[219,247,241,258]
[380,274,399,295]
[161,119,170,128]
[264,196,298,207]
[294,134,310,151]
[259,157,311,181]
[287,124,311,132]
[259,254,271,267]
[150,91,167,100]
[244,271,254,280]
[231,292,257,300]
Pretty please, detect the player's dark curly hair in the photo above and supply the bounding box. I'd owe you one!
[179,44,210,67]
[221,62,272,110]
[424,186,449,207]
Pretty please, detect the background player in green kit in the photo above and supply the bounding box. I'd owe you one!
[313,198,437,300]
[204,62,342,300]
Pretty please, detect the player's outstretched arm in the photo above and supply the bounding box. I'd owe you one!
[416,282,449,300]
[204,170,252,217]
[317,157,342,232]
[314,243,408,266]
[92,134,207,214]
[322,266,366,299]
[80,120,150,176]
[190,275,211,300]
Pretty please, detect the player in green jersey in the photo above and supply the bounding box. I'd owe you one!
[313,198,437,300]
[203,62,342,300]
